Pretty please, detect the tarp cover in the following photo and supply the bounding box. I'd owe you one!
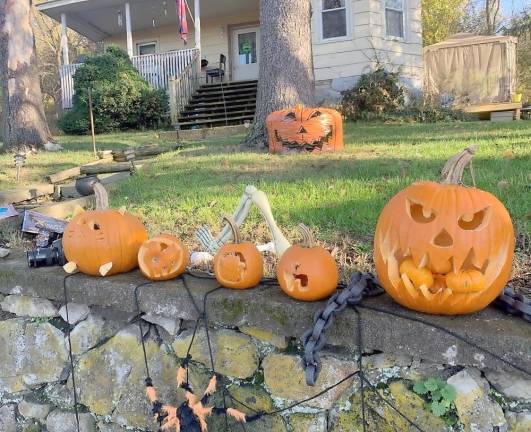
[424,34,517,105]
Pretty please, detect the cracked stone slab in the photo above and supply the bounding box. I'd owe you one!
[447,368,507,432]
[59,302,90,324]
[0,319,68,393]
[1,252,530,374]
[1,294,58,318]
[18,398,51,420]
[46,410,97,432]
[0,405,16,432]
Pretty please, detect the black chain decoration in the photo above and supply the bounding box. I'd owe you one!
[495,287,531,322]
[302,272,384,386]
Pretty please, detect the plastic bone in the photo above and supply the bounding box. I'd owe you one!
[195,185,291,257]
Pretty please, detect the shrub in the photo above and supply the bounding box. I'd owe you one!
[59,46,169,135]
[340,68,405,120]
[398,100,471,123]
[339,67,471,123]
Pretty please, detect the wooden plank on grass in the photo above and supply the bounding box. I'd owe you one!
[0,184,55,204]
[46,157,113,184]
[80,162,135,175]
[112,145,180,162]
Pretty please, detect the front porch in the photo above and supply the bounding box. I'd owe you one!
[37,0,261,125]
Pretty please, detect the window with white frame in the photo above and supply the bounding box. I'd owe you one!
[321,0,349,40]
[385,0,405,38]
[137,42,157,56]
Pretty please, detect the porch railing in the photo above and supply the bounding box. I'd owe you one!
[60,64,80,109]
[168,50,201,125]
[59,48,200,110]
[131,48,199,91]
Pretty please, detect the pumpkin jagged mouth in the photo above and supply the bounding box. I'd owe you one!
[275,129,332,152]
[397,253,488,300]
[283,271,309,292]
[219,252,247,282]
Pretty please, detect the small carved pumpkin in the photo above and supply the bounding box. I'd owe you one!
[266,105,343,154]
[277,224,339,301]
[213,217,263,289]
[138,234,189,281]
[63,183,148,276]
[374,147,515,315]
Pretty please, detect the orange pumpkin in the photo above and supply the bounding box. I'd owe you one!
[277,224,339,301]
[266,105,343,154]
[63,183,148,277]
[138,234,189,281]
[213,217,263,289]
[374,147,515,315]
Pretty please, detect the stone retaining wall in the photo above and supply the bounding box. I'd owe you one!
[0,252,530,432]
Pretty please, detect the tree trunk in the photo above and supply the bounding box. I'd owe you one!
[0,0,53,153]
[244,0,315,149]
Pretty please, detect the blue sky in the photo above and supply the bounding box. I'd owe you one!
[500,0,528,15]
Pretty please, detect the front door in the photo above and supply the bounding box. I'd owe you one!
[231,26,260,81]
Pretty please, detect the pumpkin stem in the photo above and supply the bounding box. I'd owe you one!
[223,216,242,244]
[93,182,109,210]
[440,146,476,185]
[298,224,315,248]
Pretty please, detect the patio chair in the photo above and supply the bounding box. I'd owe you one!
[205,54,226,83]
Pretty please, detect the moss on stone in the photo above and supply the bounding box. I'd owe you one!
[218,298,244,321]
[228,384,274,414]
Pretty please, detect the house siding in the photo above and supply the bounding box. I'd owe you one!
[312,0,423,103]
[102,0,422,103]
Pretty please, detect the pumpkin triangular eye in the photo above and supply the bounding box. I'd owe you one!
[285,112,296,119]
[309,110,322,119]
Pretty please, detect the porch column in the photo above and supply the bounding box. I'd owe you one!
[60,13,69,65]
[125,2,134,58]
[194,0,201,50]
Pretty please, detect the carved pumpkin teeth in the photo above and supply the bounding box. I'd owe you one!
[419,253,429,269]
[63,261,77,274]
[401,273,419,298]
[99,262,113,277]
[419,284,438,300]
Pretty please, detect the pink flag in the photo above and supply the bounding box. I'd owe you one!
[176,0,188,44]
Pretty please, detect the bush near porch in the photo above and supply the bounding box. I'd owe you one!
[58,47,169,135]
[0,121,529,288]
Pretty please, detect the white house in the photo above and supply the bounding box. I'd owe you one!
[37,0,423,127]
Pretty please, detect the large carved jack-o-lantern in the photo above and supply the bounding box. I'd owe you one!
[374,147,515,315]
[266,105,343,154]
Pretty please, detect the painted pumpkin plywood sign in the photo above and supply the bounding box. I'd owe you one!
[213,217,263,289]
[374,147,515,315]
[266,105,343,154]
[138,234,189,281]
[277,224,339,301]
[63,183,148,277]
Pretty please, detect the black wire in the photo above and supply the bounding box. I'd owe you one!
[266,370,360,415]
[63,273,81,432]
[133,281,156,380]
[358,304,531,377]
[203,286,223,372]
[354,306,367,432]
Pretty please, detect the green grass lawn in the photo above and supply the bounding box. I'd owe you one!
[1,121,530,277]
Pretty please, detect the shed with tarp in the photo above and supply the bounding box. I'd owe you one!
[424,34,518,106]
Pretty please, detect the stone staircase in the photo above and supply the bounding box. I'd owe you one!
[177,80,257,129]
